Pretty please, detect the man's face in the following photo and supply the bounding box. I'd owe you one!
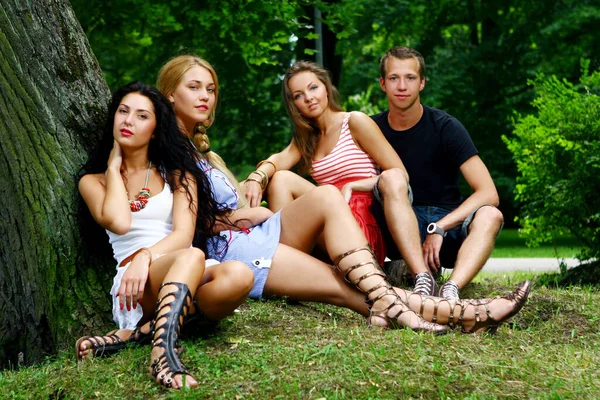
[379,57,425,112]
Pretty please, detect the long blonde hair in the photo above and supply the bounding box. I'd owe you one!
[282,61,343,173]
[157,55,247,208]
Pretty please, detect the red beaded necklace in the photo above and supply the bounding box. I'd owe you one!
[129,161,152,212]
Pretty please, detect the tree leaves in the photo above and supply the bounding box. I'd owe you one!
[504,69,600,260]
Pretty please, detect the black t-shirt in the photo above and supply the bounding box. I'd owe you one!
[372,105,478,209]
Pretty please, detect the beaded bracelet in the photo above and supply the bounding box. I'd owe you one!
[256,160,277,172]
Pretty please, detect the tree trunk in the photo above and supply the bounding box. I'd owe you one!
[0,0,113,368]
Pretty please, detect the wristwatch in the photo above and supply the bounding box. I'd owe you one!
[427,222,447,237]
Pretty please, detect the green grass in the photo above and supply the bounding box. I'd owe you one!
[491,229,583,258]
[1,274,599,399]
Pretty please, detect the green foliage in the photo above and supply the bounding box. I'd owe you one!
[323,0,600,225]
[71,0,600,200]
[71,0,320,176]
[503,68,600,261]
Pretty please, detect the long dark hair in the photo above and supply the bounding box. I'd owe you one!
[80,81,220,252]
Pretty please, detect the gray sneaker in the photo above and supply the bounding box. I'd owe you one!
[438,280,460,300]
[413,272,437,296]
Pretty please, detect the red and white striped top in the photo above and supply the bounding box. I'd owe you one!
[311,113,380,186]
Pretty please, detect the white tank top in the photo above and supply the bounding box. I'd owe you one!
[106,182,173,265]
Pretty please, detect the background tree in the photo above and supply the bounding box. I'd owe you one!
[71,0,600,226]
[2,0,599,365]
[0,0,113,367]
[325,0,600,225]
[504,67,600,280]
[71,0,319,177]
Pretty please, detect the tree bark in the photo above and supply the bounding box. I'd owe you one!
[0,0,113,367]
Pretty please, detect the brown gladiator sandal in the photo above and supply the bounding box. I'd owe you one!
[150,282,196,389]
[333,245,450,335]
[404,280,532,333]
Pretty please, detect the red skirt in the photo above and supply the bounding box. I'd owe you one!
[331,179,386,265]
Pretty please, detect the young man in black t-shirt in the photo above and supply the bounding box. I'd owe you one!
[371,46,504,299]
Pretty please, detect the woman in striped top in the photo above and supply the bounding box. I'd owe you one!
[244,61,407,264]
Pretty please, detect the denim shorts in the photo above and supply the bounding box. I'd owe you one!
[412,205,470,269]
[372,177,501,268]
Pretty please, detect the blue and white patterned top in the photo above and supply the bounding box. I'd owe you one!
[200,159,281,298]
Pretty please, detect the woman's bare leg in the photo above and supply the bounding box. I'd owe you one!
[144,247,206,389]
[274,186,447,332]
[194,261,254,320]
[277,185,355,253]
[76,248,205,362]
[275,186,529,332]
[79,260,253,364]
[263,244,369,315]
[267,170,315,212]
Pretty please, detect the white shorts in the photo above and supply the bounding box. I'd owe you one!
[110,255,219,330]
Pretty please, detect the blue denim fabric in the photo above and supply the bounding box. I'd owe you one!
[371,177,502,268]
[411,206,465,269]
[412,205,503,268]
[413,206,468,244]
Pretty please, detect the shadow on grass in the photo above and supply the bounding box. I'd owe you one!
[536,260,600,287]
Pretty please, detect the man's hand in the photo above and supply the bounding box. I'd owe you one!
[243,179,263,208]
[422,233,444,273]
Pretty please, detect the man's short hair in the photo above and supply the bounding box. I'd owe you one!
[380,46,426,79]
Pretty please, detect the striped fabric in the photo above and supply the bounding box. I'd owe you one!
[311,113,379,185]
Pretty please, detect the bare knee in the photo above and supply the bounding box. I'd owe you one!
[177,247,206,271]
[267,170,293,197]
[269,170,297,188]
[378,168,408,199]
[268,170,313,200]
[224,261,254,294]
[471,206,504,233]
[312,185,346,209]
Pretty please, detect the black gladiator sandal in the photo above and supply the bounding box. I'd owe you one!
[75,330,127,362]
[127,300,214,351]
[403,280,532,333]
[333,245,450,335]
[128,323,153,345]
[75,325,155,362]
[150,282,196,389]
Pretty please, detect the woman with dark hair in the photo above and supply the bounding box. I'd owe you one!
[155,55,531,337]
[76,81,253,389]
